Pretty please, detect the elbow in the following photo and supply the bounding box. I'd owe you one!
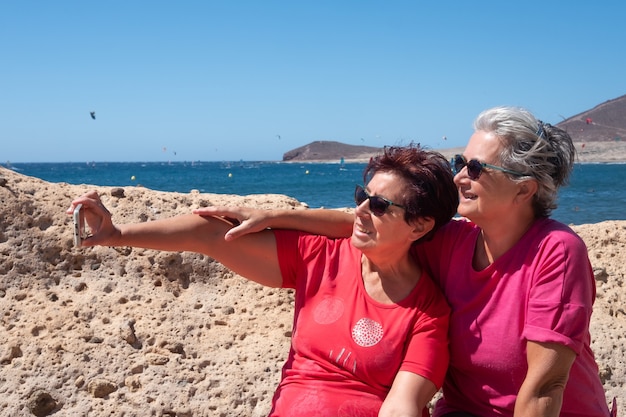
[537,366,570,400]
[519,376,569,414]
[538,377,568,403]
[546,377,568,393]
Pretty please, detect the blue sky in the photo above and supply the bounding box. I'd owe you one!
[2,1,625,162]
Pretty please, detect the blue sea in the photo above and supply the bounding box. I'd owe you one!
[5,161,626,225]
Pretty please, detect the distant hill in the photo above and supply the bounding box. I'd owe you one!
[556,94,626,142]
[282,140,382,162]
[282,95,626,161]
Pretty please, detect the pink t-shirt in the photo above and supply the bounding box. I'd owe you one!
[270,230,450,417]
[414,218,610,417]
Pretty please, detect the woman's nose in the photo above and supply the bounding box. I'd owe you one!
[355,199,370,216]
[453,168,468,184]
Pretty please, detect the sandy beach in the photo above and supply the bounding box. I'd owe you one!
[0,156,624,415]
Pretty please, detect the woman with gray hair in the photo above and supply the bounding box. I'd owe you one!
[470,106,575,218]
[205,106,614,417]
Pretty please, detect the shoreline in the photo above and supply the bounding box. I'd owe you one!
[286,141,626,164]
[4,141,626,166]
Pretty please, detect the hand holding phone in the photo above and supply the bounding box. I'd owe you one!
[73,204,86,247]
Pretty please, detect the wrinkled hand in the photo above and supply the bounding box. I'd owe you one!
[66,191,119,247]
[193,206,271,241]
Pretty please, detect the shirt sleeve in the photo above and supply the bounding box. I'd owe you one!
[523,229,595,355]
[273,229,300,289]
[274,229,330,289]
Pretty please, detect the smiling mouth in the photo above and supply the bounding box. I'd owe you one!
[355,222,371,235]
[460,189,477,201]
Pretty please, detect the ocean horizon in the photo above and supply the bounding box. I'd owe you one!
[5,160,626,226]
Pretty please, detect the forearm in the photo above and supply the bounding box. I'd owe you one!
[514,341,574,417]
[193,206,354,241]
[265,208,354,238]
[113,214,229,254]
[514,386,564,417]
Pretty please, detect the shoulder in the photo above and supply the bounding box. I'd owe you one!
[439,217,479,239]
[273,229,329,245]
[416,217,478,253]
[273,229,352,256]
[528,218,588,253]
[521,219,593,288]
[415,270,451,314]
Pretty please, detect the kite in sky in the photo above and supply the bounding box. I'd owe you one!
[90,111,96,120]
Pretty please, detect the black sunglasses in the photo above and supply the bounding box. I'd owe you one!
[452,154,525,180]
[354,185,405,217]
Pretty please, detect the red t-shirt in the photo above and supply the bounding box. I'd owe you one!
[269,230,450,417]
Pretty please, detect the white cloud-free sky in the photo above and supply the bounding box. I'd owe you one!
[2,1,624,162]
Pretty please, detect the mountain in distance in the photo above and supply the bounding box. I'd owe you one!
[282,94,626,161]
[282,140,382,162]
[556,94,626,143]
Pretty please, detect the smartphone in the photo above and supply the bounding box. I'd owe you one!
[73,204,86,247]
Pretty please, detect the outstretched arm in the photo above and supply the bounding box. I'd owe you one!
[193,206,355,241]
[68,191,283,288]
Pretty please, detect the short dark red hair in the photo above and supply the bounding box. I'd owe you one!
[363,143,458,241]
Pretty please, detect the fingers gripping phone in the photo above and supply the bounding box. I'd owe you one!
[73,204,88,247]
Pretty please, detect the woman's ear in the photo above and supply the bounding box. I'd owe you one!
[515,179,538,205]
[409,217,435,241]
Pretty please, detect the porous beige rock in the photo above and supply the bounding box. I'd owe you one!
[87,378,117,398]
